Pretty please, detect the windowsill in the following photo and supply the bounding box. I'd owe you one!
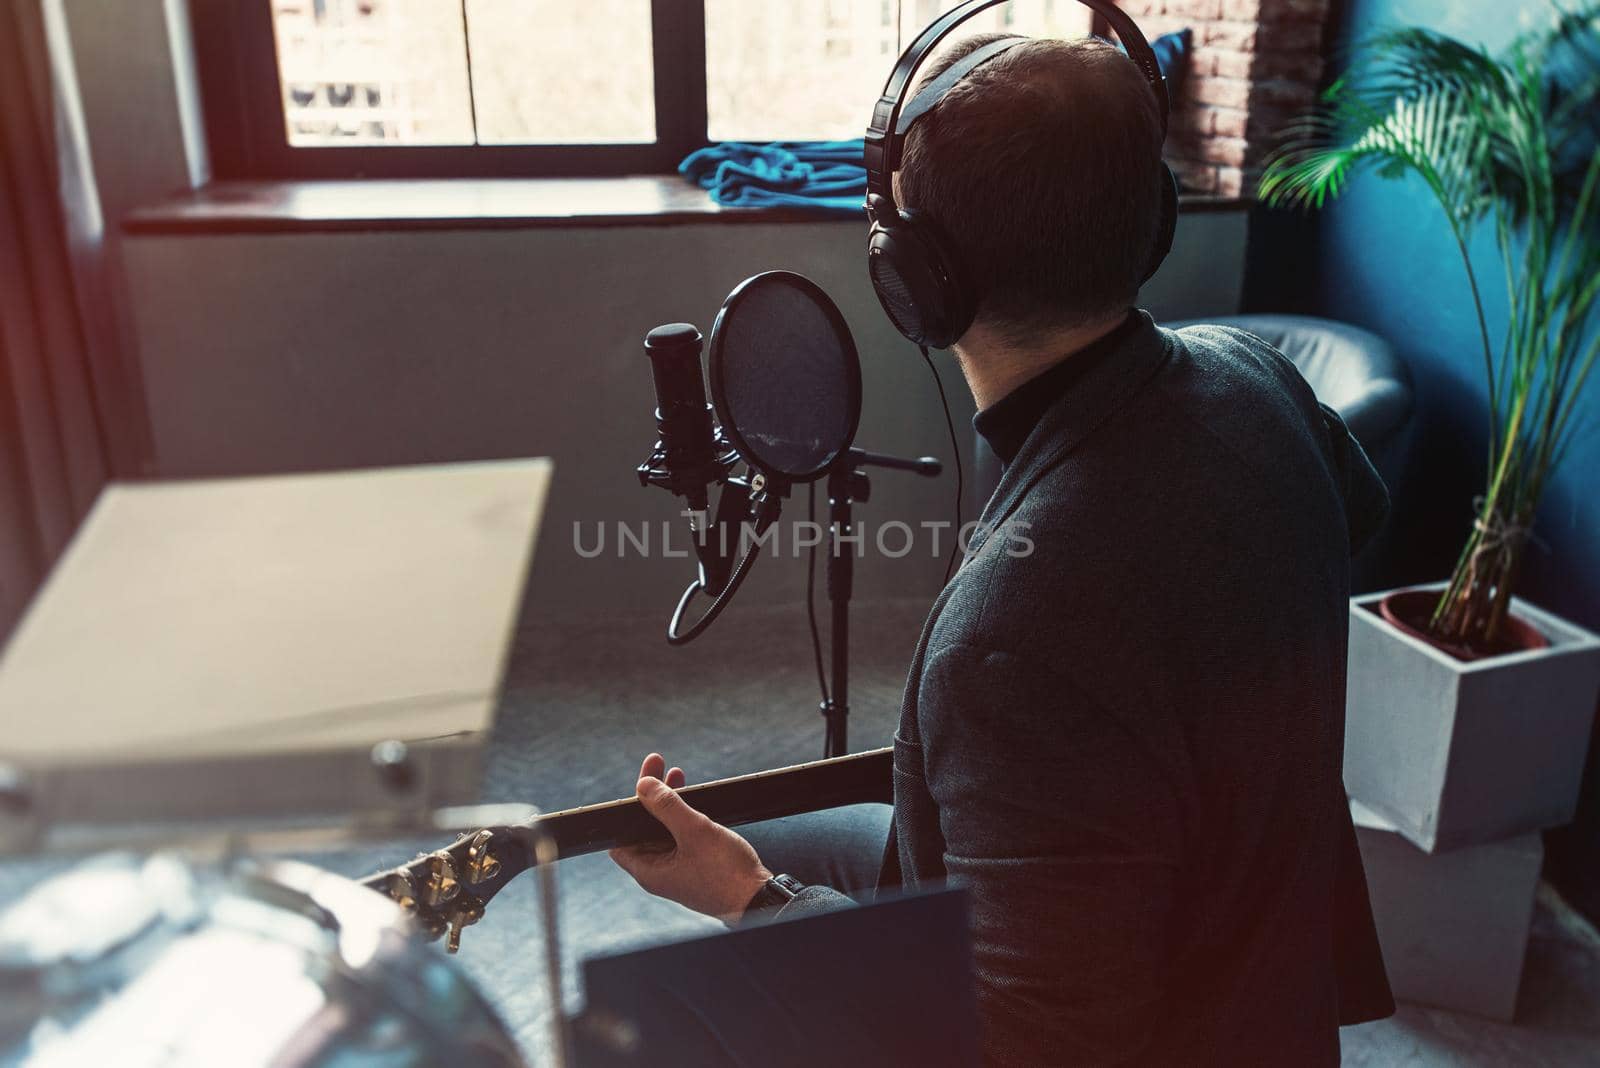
[123,176,1251,236]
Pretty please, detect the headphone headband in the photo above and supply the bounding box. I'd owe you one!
[894,35,1028,136]
[863,0,1171,202]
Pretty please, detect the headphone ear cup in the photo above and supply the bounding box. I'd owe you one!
[1142,162,1179,284]
[867,209,974,349]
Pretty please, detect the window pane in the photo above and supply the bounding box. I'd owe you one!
[270,0,475,146]
[706,0,901,143]
[707,2,1096,143]
[464,0,655,145]
[901,1,1096,76]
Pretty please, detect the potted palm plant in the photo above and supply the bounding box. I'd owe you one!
[1260,7,1600,852]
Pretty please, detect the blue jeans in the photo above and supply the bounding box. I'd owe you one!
[739,803,893,900]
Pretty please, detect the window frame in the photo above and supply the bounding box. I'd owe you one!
[191,0,708,179]
[191,0,1114,181]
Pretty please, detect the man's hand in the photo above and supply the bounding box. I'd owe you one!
[608,753,773,924]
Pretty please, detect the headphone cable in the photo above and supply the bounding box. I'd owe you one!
[920,344,963,586]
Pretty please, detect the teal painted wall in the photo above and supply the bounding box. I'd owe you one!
[1247,0,1600,914]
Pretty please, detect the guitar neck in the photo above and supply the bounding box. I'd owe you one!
[359,746,893,945]
[526,746,894,858]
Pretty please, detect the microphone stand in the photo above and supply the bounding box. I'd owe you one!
[822,447,942,757]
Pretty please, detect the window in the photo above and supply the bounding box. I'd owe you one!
[193,0,1100,179]
[269,1,476,146]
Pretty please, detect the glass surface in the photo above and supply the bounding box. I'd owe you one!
[706,0,901,142]
[707,0,1095,143]
[270,0,654,147]
[901,0,1097,84]
[465,0,656,145]
[270,1,1097,150]
[270,0,476,146]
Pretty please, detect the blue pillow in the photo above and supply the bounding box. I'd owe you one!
[1150,28,1193,105]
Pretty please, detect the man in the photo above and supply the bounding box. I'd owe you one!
[611,34,1394,1065]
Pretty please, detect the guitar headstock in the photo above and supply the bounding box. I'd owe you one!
[363,824,532,953]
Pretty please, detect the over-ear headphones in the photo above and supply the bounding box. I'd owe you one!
[864,0,1179,349]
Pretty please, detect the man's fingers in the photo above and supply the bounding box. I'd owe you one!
[634,754,685,790]
[635,775,704,839]
[608,846,648,880]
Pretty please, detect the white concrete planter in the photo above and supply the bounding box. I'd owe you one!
[1352,800,1541,1020]
[1344,584,1600,853]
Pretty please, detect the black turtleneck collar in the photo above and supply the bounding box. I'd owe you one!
[971,310,1142,467]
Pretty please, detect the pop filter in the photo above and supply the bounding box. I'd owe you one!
[708,271,863,486]
[661,271,861,647]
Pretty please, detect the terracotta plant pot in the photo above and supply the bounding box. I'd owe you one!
[1378,588,1549,662]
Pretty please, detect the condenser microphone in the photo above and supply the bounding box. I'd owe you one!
[643,323,720,513]
[637,323,741,596]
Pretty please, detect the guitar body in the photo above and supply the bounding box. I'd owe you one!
[361,747,893,949]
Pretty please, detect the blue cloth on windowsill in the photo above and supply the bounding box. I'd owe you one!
[677,140,868,215]
[677,29,1192,216]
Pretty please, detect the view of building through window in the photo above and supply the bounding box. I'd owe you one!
[270,0,475,145]
[269,0,1094,148]
[466,1,656,144]
[709,0,1094,140]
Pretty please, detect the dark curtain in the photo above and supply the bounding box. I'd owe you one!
[0,0,119,638]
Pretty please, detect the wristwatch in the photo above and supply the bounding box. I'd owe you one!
[745,873,806,915]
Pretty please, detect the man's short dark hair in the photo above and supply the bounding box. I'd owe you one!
[898,34,1166,341]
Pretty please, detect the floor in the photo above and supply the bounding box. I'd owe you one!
[6,597,1600,1064]
[1340,889,1600,1066]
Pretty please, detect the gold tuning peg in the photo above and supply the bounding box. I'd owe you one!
[385,871,419,911]
[421,853,460,909]
[444,897,485,954]
[464,830,501,885]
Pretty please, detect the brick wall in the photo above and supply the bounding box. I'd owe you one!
[1118,0,1332,197]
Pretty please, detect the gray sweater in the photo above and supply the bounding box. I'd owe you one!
[785,311,1393,1064]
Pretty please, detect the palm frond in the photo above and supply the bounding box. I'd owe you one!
[1346,26,1506,106]
[1259,7,1600,650]
[1260,81,1493,225]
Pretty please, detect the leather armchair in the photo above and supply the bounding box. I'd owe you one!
[1161,315,1413,471]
